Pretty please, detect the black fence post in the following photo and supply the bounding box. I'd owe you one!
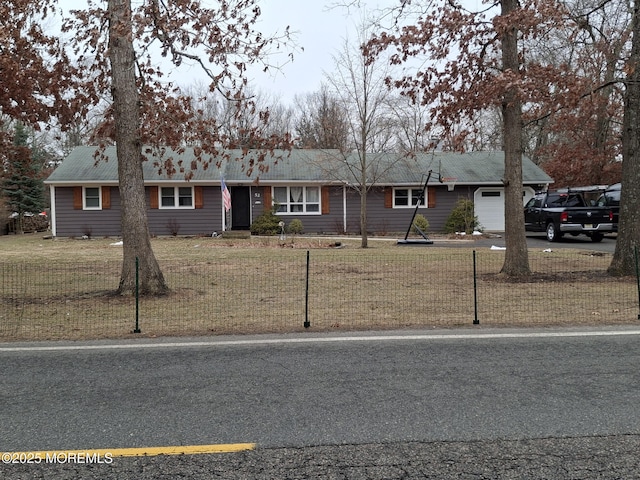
[473,250,479,325]
[635,246,640,321]
[304,250,311,329]
[133,256,141,333]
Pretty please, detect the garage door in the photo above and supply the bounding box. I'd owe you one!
[474,188,535,231]
[474,189,504,231]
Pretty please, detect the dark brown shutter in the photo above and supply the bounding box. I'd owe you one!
[384,187,393,208]
[427,188,436,208]
[73,187,82,209]
[194,186,204,209]
[264,187,272,210]
[149,186,159,209]
[102,186,111,209]
[321,186,330,214]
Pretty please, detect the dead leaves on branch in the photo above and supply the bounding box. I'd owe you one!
[365,0,590,131]
[58,0,296,176]
[0,0,80,135]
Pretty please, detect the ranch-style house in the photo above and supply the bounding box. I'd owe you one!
[44,146,553,237]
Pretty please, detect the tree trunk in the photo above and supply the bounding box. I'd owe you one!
[360,152,368,248]
[108,0,168,295]
[608,1,640,276]
[499,0,531,276]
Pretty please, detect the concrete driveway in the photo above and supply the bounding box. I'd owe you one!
[431,232,617,253]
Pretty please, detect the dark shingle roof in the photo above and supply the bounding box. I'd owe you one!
[45,146,553,186]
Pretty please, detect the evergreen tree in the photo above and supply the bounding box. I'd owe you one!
[2,124,46,234]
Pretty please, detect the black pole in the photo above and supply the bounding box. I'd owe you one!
[304,250,310,328]
[403,171,432,241]
[473,250,479,325]
[133,256,141,333]
[635,246,640,320]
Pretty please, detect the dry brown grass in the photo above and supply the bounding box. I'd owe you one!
[0,233,638,341]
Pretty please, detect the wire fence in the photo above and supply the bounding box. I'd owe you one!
[1,249,639,341]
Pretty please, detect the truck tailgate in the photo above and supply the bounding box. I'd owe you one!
[566,208,611,224]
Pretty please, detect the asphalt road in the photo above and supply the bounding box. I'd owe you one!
[1,328,640,478]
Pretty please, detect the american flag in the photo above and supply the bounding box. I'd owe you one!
[221,177,232,212]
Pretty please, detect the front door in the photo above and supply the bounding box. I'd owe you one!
[230,186,251,230]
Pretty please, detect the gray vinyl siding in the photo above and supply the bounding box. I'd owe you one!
[345,188,362,234]
[253,185,472,235]
[54,186,223,237]
[147,186,222,236]
[364,187,471,235]
[432,188,473,231]
[251,187,268,219]
[322,186,347,233]
[52,183,495,237]
[54,187,121,237]
[268,186,345,234]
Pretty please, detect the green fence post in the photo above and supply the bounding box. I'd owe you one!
[304,250,310,329]
[633,245,640,320]
[473,250,479,325]
[133,256,141,333]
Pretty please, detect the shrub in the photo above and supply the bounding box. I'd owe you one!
[166,218,180,236]
[413,214,429,234]
[287,219,304,235]
[444,198,480,234]
[250,207,282,235]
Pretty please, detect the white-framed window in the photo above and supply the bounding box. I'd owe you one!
[83,187,102,210]
[273,186,320,214]
[393,188,427,208]
[159,186,194,209]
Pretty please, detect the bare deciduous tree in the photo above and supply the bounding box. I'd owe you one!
[106,0,167,295]
[527,0,628,187]
[609,1,640,277]
[326,24,401,248]
[498,0,530,275]
[365,0,579,275]
[294,84,350,150]
[0,1,78,154]
[387,96,439,153]
[59,0,295,294]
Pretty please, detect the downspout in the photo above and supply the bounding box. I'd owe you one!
[49,185,57,237]
[343,185,347,234]
[249,186,253,226]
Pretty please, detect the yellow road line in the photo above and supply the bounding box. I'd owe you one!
[6,443,256,458]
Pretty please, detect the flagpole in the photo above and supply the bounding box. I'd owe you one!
[221,177,226,232]
[222,203,226,232]
[221,175,232,231]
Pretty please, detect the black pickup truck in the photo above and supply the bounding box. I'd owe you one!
[596,183,620,232]
[524,191,614,242]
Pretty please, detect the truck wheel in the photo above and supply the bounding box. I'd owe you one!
[546,222,561,242]
[591,233,604,243]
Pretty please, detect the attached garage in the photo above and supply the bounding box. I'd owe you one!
[474,187,535,231]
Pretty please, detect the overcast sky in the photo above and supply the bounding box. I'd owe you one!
[55,1,492,105]
[179,0,398,103]
[242,0,485,103]
[54,1,398,104]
